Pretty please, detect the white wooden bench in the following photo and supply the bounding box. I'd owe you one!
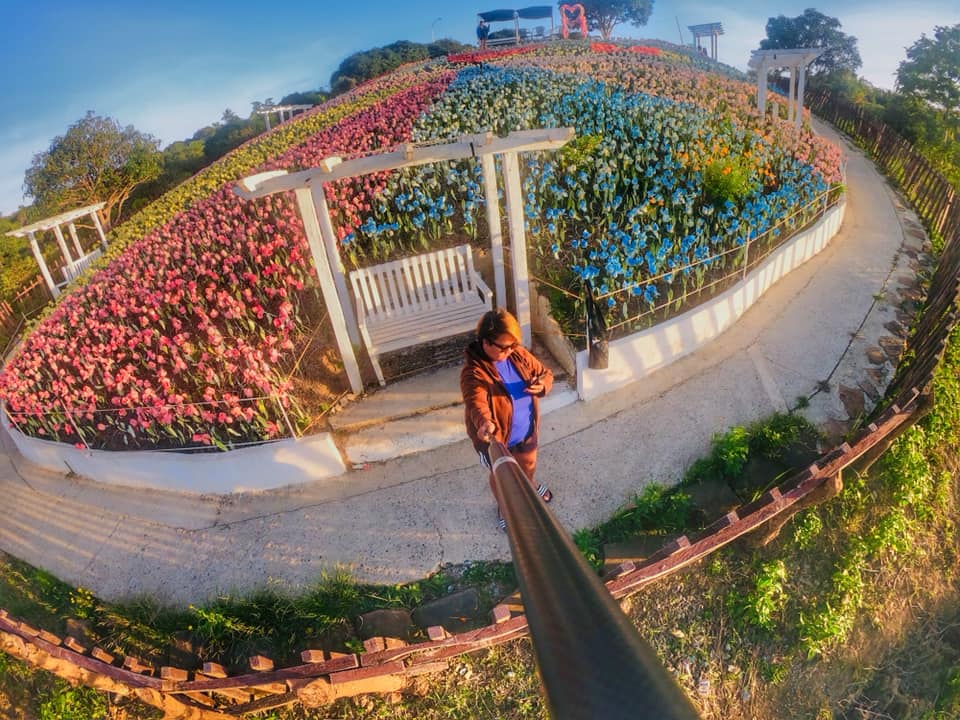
[349,244,493,386]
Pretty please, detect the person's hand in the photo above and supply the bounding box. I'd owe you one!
[525,373,546,395]
[477,421,496,443]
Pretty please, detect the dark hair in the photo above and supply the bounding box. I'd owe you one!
[476,308,521,344]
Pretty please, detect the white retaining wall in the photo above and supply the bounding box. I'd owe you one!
[2,405,346,494]
[576,200,846,401]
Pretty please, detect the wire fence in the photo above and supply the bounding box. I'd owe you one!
[5,392,299,453]
[527,184,842,347]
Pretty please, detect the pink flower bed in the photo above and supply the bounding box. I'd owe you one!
[0,76,453,450]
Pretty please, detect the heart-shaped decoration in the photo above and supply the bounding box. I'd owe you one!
[560,3,587,39]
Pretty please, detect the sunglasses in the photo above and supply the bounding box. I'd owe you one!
[484,337,518,352]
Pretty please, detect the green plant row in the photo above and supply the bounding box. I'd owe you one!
[573,412,817,570]
[791,324,959,657]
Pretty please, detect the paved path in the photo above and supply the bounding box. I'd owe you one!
[0,122,929,607]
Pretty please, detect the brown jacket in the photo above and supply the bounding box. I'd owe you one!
[460,341,554,454]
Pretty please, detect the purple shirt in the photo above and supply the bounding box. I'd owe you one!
[495,358,533,446]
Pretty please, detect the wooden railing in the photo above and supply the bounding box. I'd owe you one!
[0,99,958,718]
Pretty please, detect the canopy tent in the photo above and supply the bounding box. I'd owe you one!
[478,7,555,44]
[478,6,553,21]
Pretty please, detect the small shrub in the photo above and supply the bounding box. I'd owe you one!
[558,133,603,169]
[574,529,603,571]
[791,510,823,549]
[703,156,756,205]
[39,682,108,720]
[749,413,814,459]
[730,559,789,633]
[713,426,750,477]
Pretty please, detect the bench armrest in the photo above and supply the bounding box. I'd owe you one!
[472,271,494,306]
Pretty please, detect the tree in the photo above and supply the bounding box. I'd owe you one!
[24,112,161,230]
[426,39,472,58]
[559,0,653,40]
[279,90,329,106]
[330,41,431,94]
[897,24,960,141]
[759,9,862,77]
[201,108,262,162]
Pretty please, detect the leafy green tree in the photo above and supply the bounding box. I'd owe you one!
[330,40,437,94]
[759,9,862,78]
[559,0,654,40]
[202,108,263,162]
[126,137,208,214]
[24,112,161,230]
[897,24,960,142]
[426,39,472,57]
[279,90,329,106]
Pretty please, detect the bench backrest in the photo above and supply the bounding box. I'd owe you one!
[350,245,483,323]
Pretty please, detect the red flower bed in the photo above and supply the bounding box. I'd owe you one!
[447,46,536,64]
[627,45,662,56]
[592,42,662,56]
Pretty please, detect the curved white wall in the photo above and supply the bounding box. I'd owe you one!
[576,200,846,401]
[2,405,346,494]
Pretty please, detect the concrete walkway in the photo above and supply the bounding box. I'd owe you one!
[0,122,930,607]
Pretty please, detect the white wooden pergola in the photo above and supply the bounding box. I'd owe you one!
[688,22,724,61]
[255,104,313,131]
[749,48,824,131]
[235,127,574,394]
[5,202,109,298]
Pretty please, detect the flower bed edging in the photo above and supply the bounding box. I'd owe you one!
[576,199,846,401]
[2,404,345,494]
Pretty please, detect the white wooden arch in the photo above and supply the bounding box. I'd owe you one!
[5,202,109,298]
[749,48,824,131]
[235,127,574,394]
[255,104,313,131]
[688,22,724,61]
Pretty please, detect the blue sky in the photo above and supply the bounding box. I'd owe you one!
[1,0,956,216]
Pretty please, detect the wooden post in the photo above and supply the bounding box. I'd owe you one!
[311,184,360,345]
[27,232,59,299]
[788,65,797,123]
[89,210,109,250]
[67,223,84,258]
[51,226,74,275]
[501,152,531,345]
[795,63,807,131]
[757,64,768,118]
[293,188,363,394]
[481,153,507,307]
